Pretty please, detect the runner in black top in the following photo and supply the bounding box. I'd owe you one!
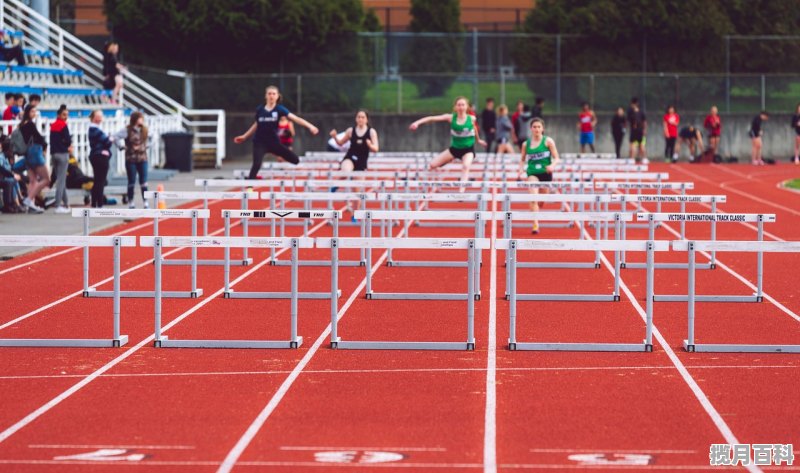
[329,110,379,172]
[235,85,319,179]
[792,103,800,164]
[749,111,768,165]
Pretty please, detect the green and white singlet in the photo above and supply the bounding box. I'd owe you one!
[525,136,552,176]
[450,113,475,149]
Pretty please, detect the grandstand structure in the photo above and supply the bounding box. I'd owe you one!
[0,0,225,176]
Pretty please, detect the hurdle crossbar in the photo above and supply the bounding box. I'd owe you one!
[498,238,668,352]
[674,240,800,353]
[318,237,490,350]
[0,235,135,348]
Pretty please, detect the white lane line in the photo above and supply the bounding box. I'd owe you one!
[483,190,497,473]
[216,217,412,473]
[279,446,446,452]
[2,364,797,380]
[0,214,334,445]
[585,235,761,473]
[29,444,195,450]
[529,448,696,454]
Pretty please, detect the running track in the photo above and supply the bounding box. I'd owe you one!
[0,162,798,472]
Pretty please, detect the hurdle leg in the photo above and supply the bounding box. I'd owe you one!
[466,240,475,350]
[594,216,601,267]
[190,212,199,297]
[203,197,209,235]
[112,238,127,347]
[644,241,655,351]
[684,243,697,351]
[365,215,373,298]
[154,238,163,346]
[242,193,250,263]
[504,213,512,298]
[679,200,686,239]
[710,200,717,268]
[508,241,517,350]
[331,238,340,347]
[614,218,621,299]
[82,212,90,295]
[224,214,231,295]
[756,219,764,301]
[289,239,301,348]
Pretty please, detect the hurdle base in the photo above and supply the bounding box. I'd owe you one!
[366,292,469,301]
[517,262,600,269]
[655,294,761,303]
[162,258,252,267]
[683,340,800,353]
[271,260,362,267]
[507,222,574,229]
[0,335,129,348]
[508,341,651,352]
[415,222,476,228]
[84,288,203,299]
[624,262,714,270]
[387,260,467,268]
[515,293,619,302]
[225,289,340,300]
[334,340,473,350]
[155,335,302,349]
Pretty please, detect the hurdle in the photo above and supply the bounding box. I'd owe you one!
[354,210,484,296]
[145,190,257,266]
[379,192,491,229]
[0,235,135,348]
[143,236,311,349]
[319,237,489,350]
[600,181,694,228]
[675,240,800,353]
[221,209,343,299]
[639,213,775,302]
[498,238,668,351]
[73,208,207,299]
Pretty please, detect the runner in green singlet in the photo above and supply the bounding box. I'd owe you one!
[409,96,487,187]
[517,118,560,234]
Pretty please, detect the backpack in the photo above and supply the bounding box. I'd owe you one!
[10,126,28,156]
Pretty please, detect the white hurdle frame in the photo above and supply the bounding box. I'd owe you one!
[319,237,490,350]
[675,240,800,353]
[0,235,135,348]
[73,208,208,299]
[221,209,342,300]
[640,213,775,303]
[145,190,257,266]
[143,236,311,349]
[498,238,669,352]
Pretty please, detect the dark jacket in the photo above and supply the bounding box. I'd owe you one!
[88,124,112,156]
[19,120,47,151]
[49,119,71,154]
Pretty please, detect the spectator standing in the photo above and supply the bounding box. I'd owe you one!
[790,103,800,165]
[511,100,525,143]
[494,105,515,158]
[703,106,722,156]
[749,111,768,165]
[49,104,72,213]
[114,111,151,208]
[531,97,545,120]
[3,93,20,135]
[611,107,626,159]
[663,105,680,162]
[678,125,704,161]
[103,41,125,104]
[627,98,648,163]
[481,98,496,153]
[87,110,112,208]
[577,102,597,153]
[18,104,48,213]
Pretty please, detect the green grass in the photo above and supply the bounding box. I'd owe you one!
[786,179,800,190]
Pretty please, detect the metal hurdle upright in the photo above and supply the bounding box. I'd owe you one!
[675,240,800,353]
[637,213,775,302]
[73,208,208,298]
[498,238,669,352]
[143,236,311,349]
[319,237,490,350]
[0,235,136,348]
[146,190,257,266]
[221,209,342,300]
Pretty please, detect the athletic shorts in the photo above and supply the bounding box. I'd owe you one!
[341,155,367,171]
[580,131,595,145]
[526,171,553,182]
[794,128,800,136]
[629,130,644,144]
[449,146,475,161]
[749,130,759,139]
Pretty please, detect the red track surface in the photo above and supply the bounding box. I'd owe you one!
[0,162,799,472]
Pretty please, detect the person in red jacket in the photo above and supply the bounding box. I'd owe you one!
[663,105,680,162]
[703,106,722,156]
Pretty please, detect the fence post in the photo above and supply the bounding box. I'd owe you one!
[472,29,479,107]
[500,68,506,106]
[397,75,402,114]
[761,75,766,111]
[556,34,561,113]
[297,75,302,114]
[58,29,64,68]
[725,36,731,113]
[589,74,594,107]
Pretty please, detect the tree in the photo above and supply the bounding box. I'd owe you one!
[399,0,465,98]
[104,0,381,110]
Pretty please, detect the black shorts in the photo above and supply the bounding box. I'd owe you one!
[527,172,553,182]
[629,130,644,143]
[749,130,759,139]
[341,155,367,171]
[449,146,475,161]
[794,128,800,136]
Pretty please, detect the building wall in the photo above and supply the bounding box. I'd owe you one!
[364,0,534,31]
[75,0,108,36]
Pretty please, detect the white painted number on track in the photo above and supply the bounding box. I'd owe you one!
[568,453,653,466]
[53,448,147,462]
[314,450,405,464]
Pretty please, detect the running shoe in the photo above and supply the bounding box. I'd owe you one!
[531,222,540,235]
[351,216,358,223]
[330,186,339,193]
[144,200,150,209]
[54,206,70,214]
[128,202,136,209]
